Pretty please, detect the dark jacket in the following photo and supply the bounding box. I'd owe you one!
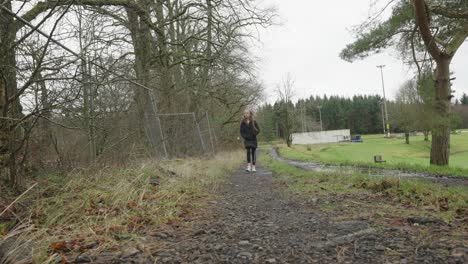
[240,120,260,148]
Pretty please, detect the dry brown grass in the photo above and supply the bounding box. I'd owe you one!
[0,151,243,262]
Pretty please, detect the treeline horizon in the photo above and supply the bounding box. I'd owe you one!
[257,93,468,141]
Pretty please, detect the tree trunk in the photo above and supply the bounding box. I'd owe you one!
[0,0,22,187]
[202,0,213,87]
[0,77,9,182]
[126,7,151,132]
[423,130,429,141]
[414,0,460,166]
[77,9,97,163]
[155,0,174,111]
[34,58,57,166]
[127,3,167,157]
[81,57,97,162]
[430,57,451,165]
[166,0,182,95]
[405,131,410,144]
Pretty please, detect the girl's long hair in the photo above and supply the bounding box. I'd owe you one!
[242,110,254,123]
[242,110,258,132]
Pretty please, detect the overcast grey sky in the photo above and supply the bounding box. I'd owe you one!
[253,0,468,103]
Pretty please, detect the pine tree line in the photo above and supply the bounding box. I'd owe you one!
[257,93,468,142]
[257,95,384,142]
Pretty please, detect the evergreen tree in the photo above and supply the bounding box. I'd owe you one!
[257,104,277,142]
[461,93,468,105]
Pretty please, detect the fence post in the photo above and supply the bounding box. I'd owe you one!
[205,112,215,155]
[211,128,219,146]
[193,113,206,153]
[149,91,168,159]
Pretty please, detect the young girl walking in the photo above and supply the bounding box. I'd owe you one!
[240,109,260,172]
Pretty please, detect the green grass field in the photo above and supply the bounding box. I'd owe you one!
[276,133,468,177]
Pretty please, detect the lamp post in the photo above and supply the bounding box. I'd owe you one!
[317,105,323,131]
[377,65,390,137]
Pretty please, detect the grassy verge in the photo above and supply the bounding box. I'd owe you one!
[260,152,468,223]
[276,135,468,177]
[1,151,243,262]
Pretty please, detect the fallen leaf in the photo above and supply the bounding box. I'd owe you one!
[50,242,70,253]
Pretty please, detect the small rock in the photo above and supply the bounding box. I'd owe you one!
[238,251,253,259]
[155,233,169,239]
[266,258,277,263]
[375,245,387,251]
[193,230,207,236]
[161,257,172,263]
[75,254,94,263]
[214,244,223,251]
[74,254,94,263]
[310,198,319,205]
[121,247,139,258]
[238,240,250,246]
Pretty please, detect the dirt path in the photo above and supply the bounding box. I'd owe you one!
[90,154,466,264]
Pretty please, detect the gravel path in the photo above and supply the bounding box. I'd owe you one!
[88,153,466,264]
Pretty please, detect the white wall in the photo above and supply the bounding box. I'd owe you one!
[292,129,351,145]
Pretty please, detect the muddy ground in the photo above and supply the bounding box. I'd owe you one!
[79,153,467,264]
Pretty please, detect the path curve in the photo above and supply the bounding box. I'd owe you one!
[269,147,468,187]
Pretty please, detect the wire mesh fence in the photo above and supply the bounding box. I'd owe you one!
[144,92,218,159]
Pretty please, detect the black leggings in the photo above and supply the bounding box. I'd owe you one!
[246,147,256,165]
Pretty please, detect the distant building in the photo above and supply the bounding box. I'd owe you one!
[292,129,351,145]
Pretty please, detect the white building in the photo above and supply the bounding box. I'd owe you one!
[292,129,351,145]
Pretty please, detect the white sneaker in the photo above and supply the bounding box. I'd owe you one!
[245,164,251,172]
[251,165,256,172]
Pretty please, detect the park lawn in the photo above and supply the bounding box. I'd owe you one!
[276,133,468,177]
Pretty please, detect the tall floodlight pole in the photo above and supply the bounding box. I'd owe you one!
[377,65,389,137]
[317,105,323,131]
[380,100,385,134]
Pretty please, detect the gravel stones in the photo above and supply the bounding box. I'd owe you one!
[237,251,253,259]
[85,153,467,263]
[238,240,250,246]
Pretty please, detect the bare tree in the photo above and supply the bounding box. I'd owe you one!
[0,0,276,188]
[276,73,296,147]
[393,80,419,144]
